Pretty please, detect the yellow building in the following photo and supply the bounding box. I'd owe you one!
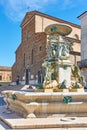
[0,66,12,83]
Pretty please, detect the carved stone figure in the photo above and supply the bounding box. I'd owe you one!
[59,44,69,59]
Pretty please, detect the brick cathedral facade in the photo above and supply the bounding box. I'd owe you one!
[12,11,81,83]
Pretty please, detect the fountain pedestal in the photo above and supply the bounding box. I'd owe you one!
[59,60,73,88]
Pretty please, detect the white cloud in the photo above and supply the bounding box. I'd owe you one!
[0,0,56,22]
[0,0,85,22]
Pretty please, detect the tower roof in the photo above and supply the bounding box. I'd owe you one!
[78,11,87,19]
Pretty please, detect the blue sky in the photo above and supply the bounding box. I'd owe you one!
[0,0,87,67]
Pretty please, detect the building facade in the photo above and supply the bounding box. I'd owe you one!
[78,11,87,83]
[12,11,81,83]
[0,66,12,83]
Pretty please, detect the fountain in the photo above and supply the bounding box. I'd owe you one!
[2,24,86,119]
[43,24,84,92]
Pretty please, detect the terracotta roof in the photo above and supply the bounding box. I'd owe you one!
[21,10,81,29]
[0,66,11,71]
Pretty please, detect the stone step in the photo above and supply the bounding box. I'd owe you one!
[1,106,87,129]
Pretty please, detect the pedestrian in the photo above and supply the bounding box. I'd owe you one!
[16,76,19,85]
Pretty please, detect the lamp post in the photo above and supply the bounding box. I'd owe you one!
[25,64,30,85]
[28,65,31,84]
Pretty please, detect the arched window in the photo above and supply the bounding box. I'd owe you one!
[23,53,25,67]
[27,31,30,39]
[31,49,34,64]
[0,76,2,80]
[73,34,79,40]
[39,46,42,51]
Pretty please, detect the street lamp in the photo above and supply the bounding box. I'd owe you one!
[25,64,30,85]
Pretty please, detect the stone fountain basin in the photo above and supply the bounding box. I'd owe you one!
[2,90,87,118]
